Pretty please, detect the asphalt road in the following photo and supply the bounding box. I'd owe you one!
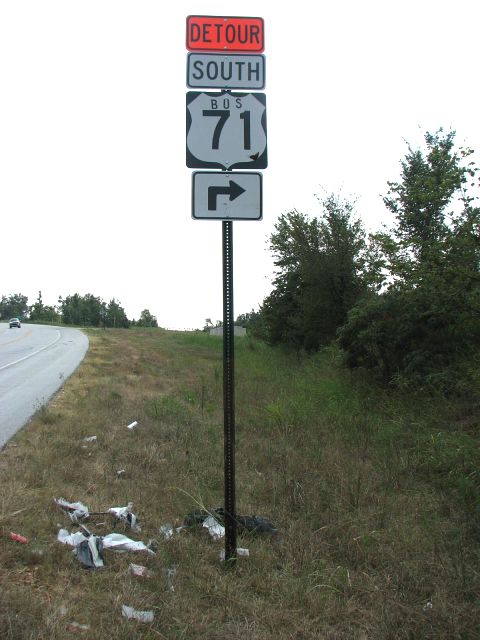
[0,323,89,448]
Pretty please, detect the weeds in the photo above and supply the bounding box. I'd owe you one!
[0,329,479,638]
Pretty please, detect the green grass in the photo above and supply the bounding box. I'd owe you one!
[0,328,479,638]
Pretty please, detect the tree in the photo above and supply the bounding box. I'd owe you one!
[29,291,60,324]
[60,293,105,326]
[136,309,158,328]
[339,129,480,392]
[0,293,29,320]
[235,309,266,338]
[105,299,130,328]
[259,194,375,350]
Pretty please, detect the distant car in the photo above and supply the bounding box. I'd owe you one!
[9,318,21,328]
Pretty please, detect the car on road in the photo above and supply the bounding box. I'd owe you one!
[9,318,21,328]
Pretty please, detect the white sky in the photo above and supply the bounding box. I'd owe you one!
[1,0,479,329]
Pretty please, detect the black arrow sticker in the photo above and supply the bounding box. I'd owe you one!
[208,180,246,210]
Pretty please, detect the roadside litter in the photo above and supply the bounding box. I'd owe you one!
[121,605,154,623]
[159,524,174,539]
[54,498,141,532]
[57,526,104,569]
[108,503,141,533]
[58,526,155,569]
[66,622,91,632]
[159,523,185,539]
[58,528,87,547]
[75,535,104,569]
[183,507,278,536]
[203,515,225,540]
[219,548,249,561]
[9,532,28,544]
[58,528,155,553]
[102,533,155,554]
[126,421,138,430]
[129,563,154,578]
[83,436,97,442]
[54,498,90,523]
[162,566,177,592]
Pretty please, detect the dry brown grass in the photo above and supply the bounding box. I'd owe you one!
[0,328,479,639]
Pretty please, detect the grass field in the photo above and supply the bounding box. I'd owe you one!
[0,328,479,639]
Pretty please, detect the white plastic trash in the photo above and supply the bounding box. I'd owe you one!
[159,524,174,539]
[121,605,154,623]
[219,547,250,561]
[203,515,225,540]
[57,528,88,547]
[108,503,141,532]
[129,563,154,578]
[103,533,155,554]
[54,498,90,523]
[127,421,138,430]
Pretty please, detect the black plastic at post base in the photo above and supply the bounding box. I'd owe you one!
[222,220,237,564]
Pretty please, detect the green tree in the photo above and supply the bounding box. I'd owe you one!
[259,194,375,350]
[60,293,106,326]
[339,129,480,393]
[29,291,60,324]
[136,309,158,328]
[235,309,266,338]
[105,299,130,328]
[0,293,29,320]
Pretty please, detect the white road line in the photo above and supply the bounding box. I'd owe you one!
[0,329,62,372]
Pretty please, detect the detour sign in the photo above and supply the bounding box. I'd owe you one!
[186,15,264,53]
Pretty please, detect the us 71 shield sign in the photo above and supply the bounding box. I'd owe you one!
[186,90,267,170]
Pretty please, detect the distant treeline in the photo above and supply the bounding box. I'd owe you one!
[242,129,480,396]
[0,291,158,328]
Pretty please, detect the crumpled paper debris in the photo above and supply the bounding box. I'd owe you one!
[103,532,155,554]
[58,529,155,556]
[75,535,104,568]
[219,547,250,561]
[121,605,154,623]
[109,503,141,533]
[203,515,225,540]
[129,563,154,578]
[66,621,91,632]
[54,498,90,523]
[55,498,141,532]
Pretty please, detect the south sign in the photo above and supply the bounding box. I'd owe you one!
[186,15,264,53]
[186,90,267,170]
[187,53,265,90]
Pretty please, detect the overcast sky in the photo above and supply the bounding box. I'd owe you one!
[1,0,479,329]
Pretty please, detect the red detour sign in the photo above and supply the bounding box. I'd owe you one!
[186,15,264,53]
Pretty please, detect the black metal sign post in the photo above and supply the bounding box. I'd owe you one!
[223,220,237,563]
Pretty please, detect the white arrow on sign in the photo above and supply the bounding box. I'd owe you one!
[192,171,263,220]
[186,90,267,170]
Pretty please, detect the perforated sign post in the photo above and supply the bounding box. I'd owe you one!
[186,15,267,564]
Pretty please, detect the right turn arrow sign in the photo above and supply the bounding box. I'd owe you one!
[192,171,262,220]
[208,181,246,210]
